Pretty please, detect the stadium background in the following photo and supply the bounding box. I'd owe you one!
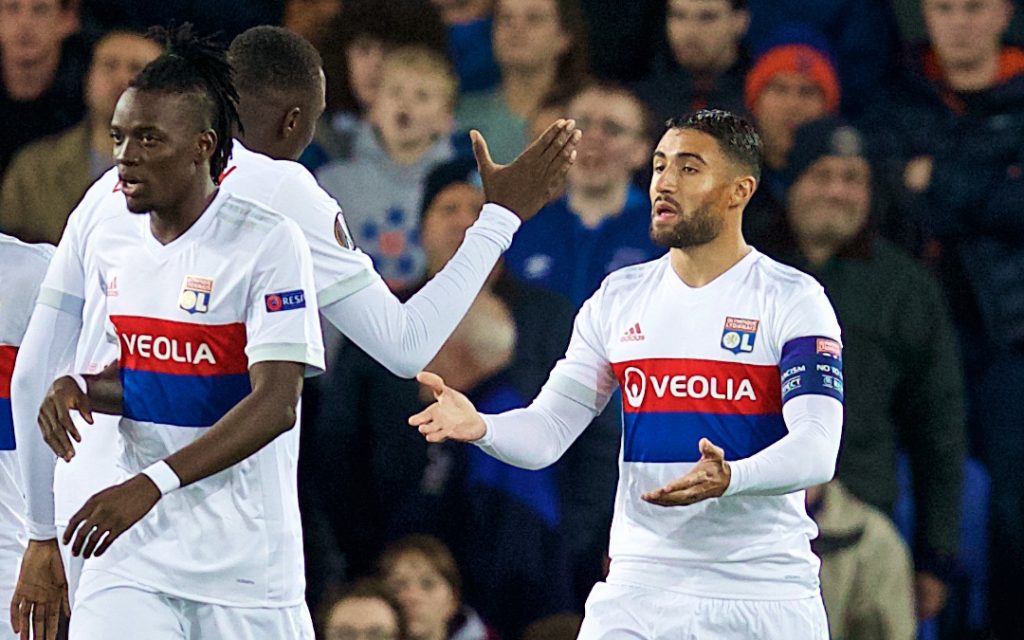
[1,0,1022,639]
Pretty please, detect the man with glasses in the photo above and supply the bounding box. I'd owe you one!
[505,82,662,308]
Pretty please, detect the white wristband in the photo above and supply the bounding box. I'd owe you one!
[68,373,88,394]
[140,461,181,496]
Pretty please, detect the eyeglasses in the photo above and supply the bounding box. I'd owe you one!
[326,628,399,640]
[574,116,639,139]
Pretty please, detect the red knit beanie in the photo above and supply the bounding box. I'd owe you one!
[744,44,841,114]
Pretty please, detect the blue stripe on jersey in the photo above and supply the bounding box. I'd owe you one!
[0,399,14,450]
[122,370,252,427]
[779,336,844,404]
[622,411,787,463]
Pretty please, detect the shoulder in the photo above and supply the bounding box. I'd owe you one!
[0,233,54,273]
[65,170,126,234]
[749,251,824,302]
[600,255,668,299]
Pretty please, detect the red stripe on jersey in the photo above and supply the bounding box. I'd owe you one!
[111,316,248,376]
[0,346,16,398]
[612,358,781,416]
[219,165,237,183]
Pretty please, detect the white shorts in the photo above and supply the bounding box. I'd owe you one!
[57,528,83,609]
[577,581,829,640]
[70,570,314,640]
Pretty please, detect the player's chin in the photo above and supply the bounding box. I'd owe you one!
[124,196,152,214]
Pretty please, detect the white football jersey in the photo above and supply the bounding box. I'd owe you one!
[46,190,325,606]
[549,250,842,599]
[0,234,53,590]
[40,141,375,526]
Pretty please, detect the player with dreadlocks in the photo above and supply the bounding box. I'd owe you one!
[12,24,326,638]
[10,21,581,640]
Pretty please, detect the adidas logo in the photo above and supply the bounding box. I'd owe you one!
[620,322,645,342]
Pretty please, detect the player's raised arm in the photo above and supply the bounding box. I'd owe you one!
[319,120,580,378]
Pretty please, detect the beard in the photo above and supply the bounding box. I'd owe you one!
[650,202,722,248]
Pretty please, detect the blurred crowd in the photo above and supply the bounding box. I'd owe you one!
[2,0,1023,639]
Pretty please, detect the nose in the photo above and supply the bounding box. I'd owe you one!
[652,166,678,195]
[114,137,139,166]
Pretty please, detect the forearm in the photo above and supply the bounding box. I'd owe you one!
[162,383,299,488]
[11,304,81,539]
[475,385,598,470]
[324,204,520,378]
[724,395,843,497]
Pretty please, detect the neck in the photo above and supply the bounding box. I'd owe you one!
[502,63,557,117]
[383,135,435,166]
[763,145,787,171]
[2,49,62,101]
[942,51,1002,92]
[798,239,835,268]
[668,228,750,288]
[568,181,629,228]
[149,180,218,245]
[89,112,114,164]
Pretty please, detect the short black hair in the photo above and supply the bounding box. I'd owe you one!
[130,23,240,183]
[229,26,323,99]
[666,109,762,181]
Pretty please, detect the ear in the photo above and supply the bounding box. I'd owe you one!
[730,175,757,208]
[732,9,751,40]
[57,5,81,39]
[280,107,302,139]
[195,129,218,165]
[1001,0,1014,31]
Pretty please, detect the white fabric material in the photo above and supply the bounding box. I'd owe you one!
[71,569,315,640]
[0,235,52,637]
[33,144,520,550]
[58,534,83,609]
[577,581,828,640]
[473,250,843,600]
[140,460,181,496]
[78,191,324,606]
[322,202,520,378]
[724,394,842,496]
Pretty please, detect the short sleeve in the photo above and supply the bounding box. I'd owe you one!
[36,170,118,317]
[268,166,377,307]
[775,284,844,405]
[37,207,87,317]
[545,284,617,412]
[244,219,326,376]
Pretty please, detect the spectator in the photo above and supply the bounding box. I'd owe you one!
[308,159,617,626]
[0,29,160,243]
[775,117,966,624]
[576,0,663,83]
[456,0,589,163]
[379,535,498,640]
[807,481,917,640]
[742,26,840,250]
[0,0,86,174]
[282,0,343,53]
[303,0,448,169]
[744,0,897,116]
[317,45,461,289]
[431,0,501,93]
[77,1,279,44]
[634,0,751,123]
[505,82,662,307]
[861,1,1024,633]
[319,578,409,640]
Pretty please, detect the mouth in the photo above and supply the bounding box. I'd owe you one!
[653,201,678,221]
[395,112,411,128]
[118,176,144,197]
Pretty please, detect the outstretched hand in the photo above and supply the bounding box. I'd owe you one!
[408,372,487,443]
[641,438,732,507]
[470,118,581,222]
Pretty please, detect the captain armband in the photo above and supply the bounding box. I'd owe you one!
[779,336,844,404]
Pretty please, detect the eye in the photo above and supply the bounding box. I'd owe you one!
[683,165,699,174]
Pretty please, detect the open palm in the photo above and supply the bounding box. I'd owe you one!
[408,372,487,443]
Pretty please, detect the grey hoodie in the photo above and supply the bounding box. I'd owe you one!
[316,121,455,288]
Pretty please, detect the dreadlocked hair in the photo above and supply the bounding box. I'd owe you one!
[131,23,240,184]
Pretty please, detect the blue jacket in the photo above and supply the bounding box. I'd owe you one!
[504,185,664,307]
